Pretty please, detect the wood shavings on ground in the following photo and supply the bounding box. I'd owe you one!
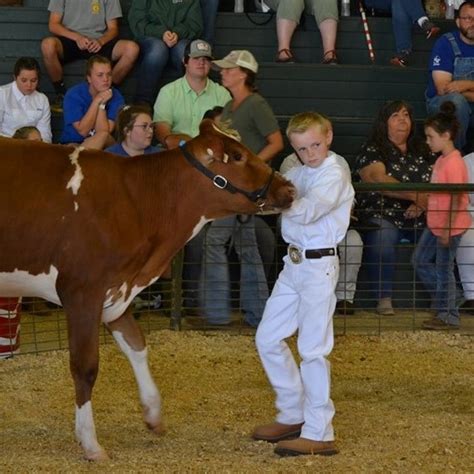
[0,330,472,472]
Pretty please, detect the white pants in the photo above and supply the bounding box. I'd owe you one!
[456,226,474,300]
[336,229,363,303]
[255,255,338,441]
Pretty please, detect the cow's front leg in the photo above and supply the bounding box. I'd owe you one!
[106,307,164,435]
[63,297,109,461]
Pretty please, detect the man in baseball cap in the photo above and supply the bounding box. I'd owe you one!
[187,39,214,60]
[154,38,229,148]
[212,50,259,73]
[153,40,231,311]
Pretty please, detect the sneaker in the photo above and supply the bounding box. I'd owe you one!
[50,94,64,114]
[390,53,410,67]
[420,19,440,39]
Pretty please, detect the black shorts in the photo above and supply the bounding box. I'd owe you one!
[58,36,119,63]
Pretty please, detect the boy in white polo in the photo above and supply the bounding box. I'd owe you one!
[253,112,354,456]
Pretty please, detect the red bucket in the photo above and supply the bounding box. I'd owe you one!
[0,297,21,358]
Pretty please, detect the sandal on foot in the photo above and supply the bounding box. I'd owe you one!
[322,50,338,65]
[275,48,295,63]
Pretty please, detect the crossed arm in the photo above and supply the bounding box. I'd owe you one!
[432,70,474,102]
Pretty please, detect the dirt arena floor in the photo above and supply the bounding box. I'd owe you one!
[0,325,472,473]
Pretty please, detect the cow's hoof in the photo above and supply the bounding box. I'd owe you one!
[147,420,166,436]
[84,449,110,462]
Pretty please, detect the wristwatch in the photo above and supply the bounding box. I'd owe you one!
[99,103,106,110]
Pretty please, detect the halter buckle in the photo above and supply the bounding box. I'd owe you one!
[213,175,228,189]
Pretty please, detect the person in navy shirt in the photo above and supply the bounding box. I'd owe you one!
[426,0,474,151]
[60,55,124,149]
[106,104,162,157]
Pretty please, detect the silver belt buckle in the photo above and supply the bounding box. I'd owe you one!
[288,244,303,264]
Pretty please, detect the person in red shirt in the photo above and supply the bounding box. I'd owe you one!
[413,101,471,330]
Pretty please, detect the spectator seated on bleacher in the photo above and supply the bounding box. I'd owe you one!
[362,0,440,67]
[353,100,434,315]
[41,0,139,114]
[59,55,123,150]
[151,39,231,313]
[105,104,162,157]
[153,39,231,149]
[0,57,51,143]
[425,0,474,153]
[264,0,340,64]
[128,0,203,107]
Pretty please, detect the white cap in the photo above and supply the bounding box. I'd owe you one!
[212,50,259,73]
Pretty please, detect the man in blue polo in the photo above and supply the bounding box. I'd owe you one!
[153,39,231,149]
[426,0,474,151]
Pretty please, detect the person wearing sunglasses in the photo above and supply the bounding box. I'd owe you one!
[105,104,162,157]
[426,0,474,152]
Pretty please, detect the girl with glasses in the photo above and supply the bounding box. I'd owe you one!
[106,104,162,157]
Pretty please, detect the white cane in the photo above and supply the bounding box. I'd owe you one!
[359,2,375,63]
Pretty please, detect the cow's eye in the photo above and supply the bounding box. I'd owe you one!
[233,152,242,161]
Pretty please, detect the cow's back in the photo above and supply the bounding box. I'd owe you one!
[0,139,133,274]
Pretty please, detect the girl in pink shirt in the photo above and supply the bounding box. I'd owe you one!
[413,102,471,330]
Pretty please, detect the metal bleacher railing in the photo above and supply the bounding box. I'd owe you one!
[1,182,473,358]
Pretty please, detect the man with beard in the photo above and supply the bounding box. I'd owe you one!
[426,0,474,151]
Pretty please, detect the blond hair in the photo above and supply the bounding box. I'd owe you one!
[286,112,332,139]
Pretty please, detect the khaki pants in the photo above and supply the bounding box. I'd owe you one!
[265,0,339,25]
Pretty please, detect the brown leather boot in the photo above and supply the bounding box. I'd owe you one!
[274,437,339,456]
[251,421,303,443]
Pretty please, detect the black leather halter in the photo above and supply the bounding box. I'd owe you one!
[180,143,275,209]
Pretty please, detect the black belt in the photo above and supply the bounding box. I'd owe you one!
[288,245,338,264]
[305,248,338,258]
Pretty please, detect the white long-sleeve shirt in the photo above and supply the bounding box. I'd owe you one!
[282,151,355,249]
[0,81,52,142]
[463,152,474,216]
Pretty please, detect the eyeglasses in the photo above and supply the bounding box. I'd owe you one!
[133,123,155,131]
[459,16,474,22]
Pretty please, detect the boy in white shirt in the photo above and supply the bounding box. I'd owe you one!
[253,112,354,456]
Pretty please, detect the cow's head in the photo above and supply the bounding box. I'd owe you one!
[183,119,295,215]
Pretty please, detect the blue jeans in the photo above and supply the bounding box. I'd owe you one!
[200,215,269,327]
[363,217,419,299]
[426,92,474,151]
[134,37,187,105]
[412,228,462,325]
[183,217,275,309]
[364,0,426,53]
[200,0,220,44]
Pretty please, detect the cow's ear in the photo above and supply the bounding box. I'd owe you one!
[199,119,215,136]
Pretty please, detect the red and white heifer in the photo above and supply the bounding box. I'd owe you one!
[0,120,294,460]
